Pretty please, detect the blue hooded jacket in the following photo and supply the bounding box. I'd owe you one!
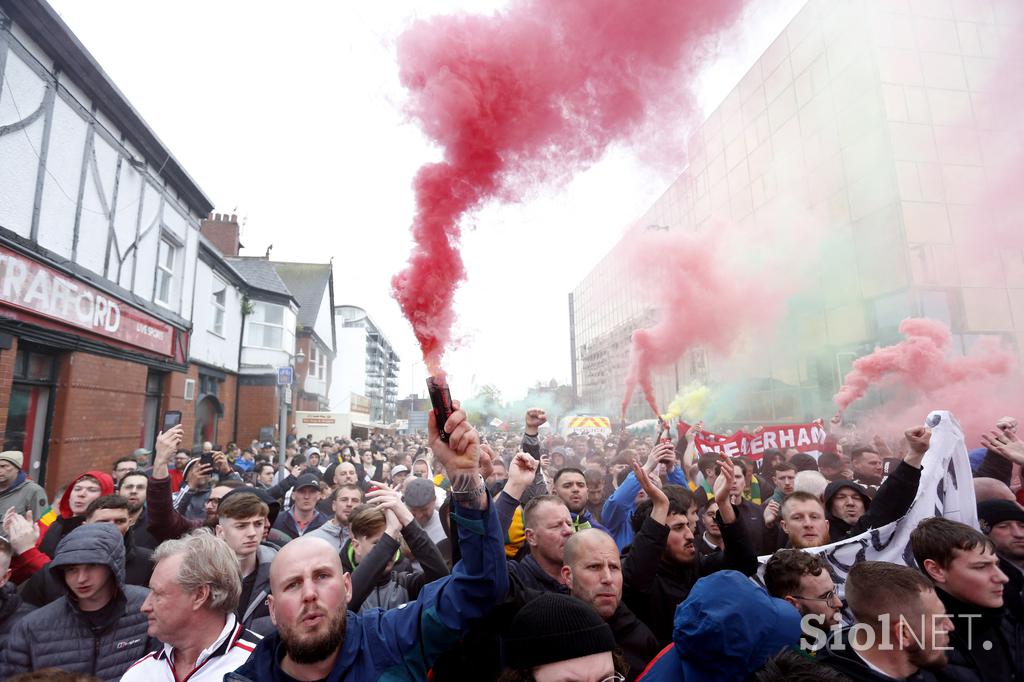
[227,499,508,682]
[637,571,801,682]
[602,466,687,550]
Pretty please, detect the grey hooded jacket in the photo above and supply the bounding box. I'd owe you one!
[239,544,276,637]
[0,523,154,682]
[0,472,48,517]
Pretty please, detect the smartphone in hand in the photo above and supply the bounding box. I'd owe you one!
[162,411,182,432]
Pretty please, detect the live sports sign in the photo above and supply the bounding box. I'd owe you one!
[0,245,175,356]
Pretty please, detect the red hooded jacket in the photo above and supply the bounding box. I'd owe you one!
[57,470,115,518]
[11,470,116,583]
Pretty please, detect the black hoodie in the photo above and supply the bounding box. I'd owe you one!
[823,461,922,543]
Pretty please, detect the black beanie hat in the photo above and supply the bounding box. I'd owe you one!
[503,593,617,669]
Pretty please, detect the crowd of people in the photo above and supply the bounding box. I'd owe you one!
[0,403,1021,681]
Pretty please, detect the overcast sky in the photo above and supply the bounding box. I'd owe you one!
[48,0,805,404]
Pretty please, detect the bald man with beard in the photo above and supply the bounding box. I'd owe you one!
[228,404,508,682]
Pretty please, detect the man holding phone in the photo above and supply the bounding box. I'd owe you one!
[148,424,240,542]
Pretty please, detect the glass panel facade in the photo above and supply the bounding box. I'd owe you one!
[570,0,1024,426]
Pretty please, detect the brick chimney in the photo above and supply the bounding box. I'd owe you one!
[201,212,241,257]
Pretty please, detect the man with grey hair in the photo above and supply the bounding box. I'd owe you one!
[122,530,261,681]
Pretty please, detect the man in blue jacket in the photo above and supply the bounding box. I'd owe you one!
[603,441,686,550]
[229,401,508,681]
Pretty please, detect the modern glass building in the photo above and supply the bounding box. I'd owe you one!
[571,0,1024,426]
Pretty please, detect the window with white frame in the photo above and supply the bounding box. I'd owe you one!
[248,302,285,349]
[308,344,319,379]
[308,344,328,380]
[155,237,178,306]
[211,276,227,336]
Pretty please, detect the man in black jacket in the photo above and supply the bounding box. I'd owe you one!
[0,537,31,649]
[271,473,329,541]
[622,457,757,644]
[507,494,575,593]
[340,488,449,612]
[117,471,158,550]
[429,493,577,680]
[979,499,1024,618]
[561,528,659,681]
[820,561,949,681]
[912,517,1021,680]
[823,428,926,543]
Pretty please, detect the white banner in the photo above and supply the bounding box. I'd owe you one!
[757,410,977,597]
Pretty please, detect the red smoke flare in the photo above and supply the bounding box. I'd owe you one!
[392,0,744,373]
[620,225,786,422]
[832,318,1022,445]
[833,318,1015,413]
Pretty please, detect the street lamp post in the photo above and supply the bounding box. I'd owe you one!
[279,348,305,467]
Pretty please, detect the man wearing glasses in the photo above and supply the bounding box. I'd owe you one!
[764,548,844,637]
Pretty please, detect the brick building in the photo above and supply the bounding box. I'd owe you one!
[0,1,335,494]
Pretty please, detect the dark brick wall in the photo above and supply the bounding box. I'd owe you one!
[47,351,147,496]
[0,337,17,437]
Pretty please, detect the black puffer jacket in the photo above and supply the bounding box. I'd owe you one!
[0,523,153,681]
[0,582,32,649]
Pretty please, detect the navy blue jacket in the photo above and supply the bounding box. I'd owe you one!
[270,507,329,541]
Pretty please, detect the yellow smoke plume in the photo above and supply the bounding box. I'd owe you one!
[661,382,710,423]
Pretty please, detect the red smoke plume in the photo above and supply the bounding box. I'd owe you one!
[392,0,744,373]
[620,224,787,422]
[832,318,1020,443]
[833,318,1015,413]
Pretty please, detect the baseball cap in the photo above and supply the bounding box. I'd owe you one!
[404,477,436,508]
[294,472,321,491]
[391,465,410,478]
[132,448,152,458]
[261,441,275,449]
